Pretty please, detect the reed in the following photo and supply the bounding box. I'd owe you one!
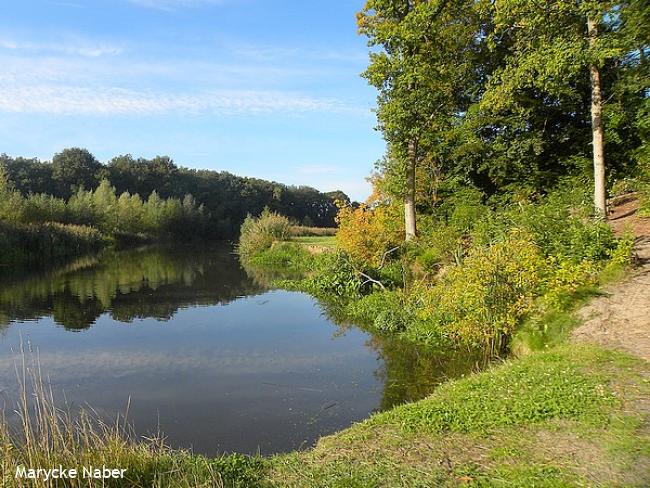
[1,343,266,488]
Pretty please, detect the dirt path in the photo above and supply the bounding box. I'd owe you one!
[572,196,650,361]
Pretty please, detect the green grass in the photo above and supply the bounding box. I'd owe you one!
[368,346,618,434]
[291,236,337,247]
[267,345,649,487]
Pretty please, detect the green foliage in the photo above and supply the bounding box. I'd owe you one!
[2,149,345,239]
[238,209,292,259]
[298,252,366,298]
[0,221,108,266]
[359,0,647,216]
[207,454,268,488]
[246,242,309,270]
[409,232,547,352]
[411,222,464,272]
[0,165,206,259]
[51,147,102,198]
[472,186,618,263]
[346,290,411,333]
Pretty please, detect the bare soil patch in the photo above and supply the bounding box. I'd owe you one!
[573,196,650,362]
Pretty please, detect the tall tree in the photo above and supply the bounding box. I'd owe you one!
[359,0,482,240]
[358,0,421,240]
[52,147,101,198]
[478,0,646,216]
[588,15,607,215]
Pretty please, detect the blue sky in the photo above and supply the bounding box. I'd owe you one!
[0,0,384,200]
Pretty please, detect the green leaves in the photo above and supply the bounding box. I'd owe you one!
[360,0,648,199]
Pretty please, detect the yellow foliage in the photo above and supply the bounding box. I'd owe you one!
[414,232,546,352]
[336,202,403,267]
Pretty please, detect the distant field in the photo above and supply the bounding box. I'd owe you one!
[289,225,337,237]
[292,236,337,247]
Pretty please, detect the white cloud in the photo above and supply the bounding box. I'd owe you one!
[0,84,349,116]
[0,38,123,58]
[0,31,369,118]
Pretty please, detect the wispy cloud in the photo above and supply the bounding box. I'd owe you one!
[0,38,123,58]
[126,0,226,10]
[0,84,350,116]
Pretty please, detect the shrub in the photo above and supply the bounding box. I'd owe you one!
[346,290,412,333]
[472,191,617,263]
[412,222,465,272]
[238,208,291,259]
[0,221,108,266]
[336,202,403,267]
[409,232,546,353]
[300,252,366,297]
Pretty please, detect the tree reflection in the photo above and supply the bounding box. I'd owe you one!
[0,245,264,330]
[301,294,486,410]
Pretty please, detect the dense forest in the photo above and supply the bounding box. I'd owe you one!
[1,148,346,236]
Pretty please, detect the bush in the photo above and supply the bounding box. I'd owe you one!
[472,189,618,263]
[409,232,546,353]
[346,290,412,333]
[336,202,403,267]
[238,208,291,259]
[0,221,108,266]
[299,252,366,297]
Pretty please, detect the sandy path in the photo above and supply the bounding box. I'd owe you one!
[572,235,650,362]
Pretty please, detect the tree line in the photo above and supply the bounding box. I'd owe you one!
[1,148,348,238]
[358,0,648,239]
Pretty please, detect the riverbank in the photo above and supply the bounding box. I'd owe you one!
[264,231,650,487]
[3,314,648,487]
[3,198,649,486]
[270,344,649,487]
[247,195,648,486]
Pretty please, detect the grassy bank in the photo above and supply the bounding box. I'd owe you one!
[270,345,650,487]
[227,193,648,485]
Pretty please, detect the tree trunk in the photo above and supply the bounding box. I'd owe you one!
[588,16,607,218]
[405,139,417,241]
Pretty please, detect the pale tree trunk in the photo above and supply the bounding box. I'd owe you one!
[405,139,417,241]
[588,16,607,218]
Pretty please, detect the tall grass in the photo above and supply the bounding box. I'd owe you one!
[1,346,267,488]
[0,221,108,267]
[238,209,291,259]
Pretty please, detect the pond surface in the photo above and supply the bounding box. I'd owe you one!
[0,245,478,455]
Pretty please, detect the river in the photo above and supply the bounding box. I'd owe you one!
[0,244,478,455]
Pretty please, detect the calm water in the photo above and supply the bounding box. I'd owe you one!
[0,245,478,455]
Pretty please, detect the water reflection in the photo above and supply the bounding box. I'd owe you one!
[0,245,479,455]
[0,245,263,330]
